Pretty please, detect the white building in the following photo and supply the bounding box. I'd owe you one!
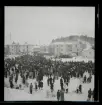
[49,40,86,57]
[33,45,40,52]
[5,42,35,55]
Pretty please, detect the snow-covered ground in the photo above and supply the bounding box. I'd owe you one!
[52,57,94,63]
[4,75,94,101]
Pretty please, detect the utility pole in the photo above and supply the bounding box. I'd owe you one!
[10,32,12,44]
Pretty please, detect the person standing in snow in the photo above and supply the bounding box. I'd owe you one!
[92,89,94,101]
[53,76,55,83]
[30,83,33,94]
[79,84,82,93]
[38,81,41,90]
[60,77,63,85]
[50,82,54,92]
[35,81,38,91]
[60,90,64,101]
[47,76,49,86]
[83,75,87,83]
[19,84,21,89]
[46,89,50,98]
[87,88,92,101]
[9,76,14,89]
[50,76,52,86]
[57,90,60,101]
[60,81,63,90]
[41,81,43,89]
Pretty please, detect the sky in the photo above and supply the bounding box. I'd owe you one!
[5,6,95,45]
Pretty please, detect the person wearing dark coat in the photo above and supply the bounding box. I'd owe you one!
[30,83,33,94]
[57,90,60,101]
[10,80,14,88]
[92,89,94,101]
[9,76,14,88]
[47,77,49,86]
[41,81,43,89]
[53,76,55,83]
[66,82,68,87]
[22,75,25,84]
[35,82,38,91]
[88,88,92,101]
[83,75,87,83]
[66,88,68,93]
[50,77,52,85]
[60,82,63,90]
[60,78,63,85]
[15,73,18,83]
[19,84,21,89]
[79,84,82,93]
[38,81,41,89]
[50,83,54,92]
[60,90,64,101]
[76,88,79,93]
[33,71,35,79]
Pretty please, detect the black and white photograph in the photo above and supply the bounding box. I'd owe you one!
[4,6,95,101]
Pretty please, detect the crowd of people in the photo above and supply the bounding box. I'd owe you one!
[4,54,94,101]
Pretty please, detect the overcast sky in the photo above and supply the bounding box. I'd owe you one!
[5,6,95,45]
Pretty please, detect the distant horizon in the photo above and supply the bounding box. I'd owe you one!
[5,7,95,45]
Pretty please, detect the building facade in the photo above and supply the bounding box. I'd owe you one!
[49,41,87,57]
[5,42,36,55]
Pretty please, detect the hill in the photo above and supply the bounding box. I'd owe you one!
[51,35,94,45]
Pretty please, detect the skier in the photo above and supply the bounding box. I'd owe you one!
[57,90,60,101]
[30,83,33,94]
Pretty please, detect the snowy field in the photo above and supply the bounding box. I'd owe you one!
[4,55,94,101]
[4,73,94,101]
[52,57,94,63]
[5,55,94,63]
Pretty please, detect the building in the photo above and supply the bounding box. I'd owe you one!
[5,42,35,55]
[5,45,10,55]
[33,45,40,53]
[40,45,49,53]
[9,42,19,55]
[49,40,87,57]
